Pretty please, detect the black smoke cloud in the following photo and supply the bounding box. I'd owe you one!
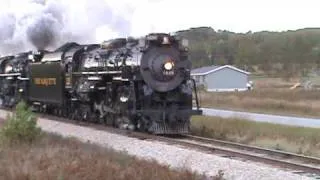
[0,0,132,55]
[27,14,61,49]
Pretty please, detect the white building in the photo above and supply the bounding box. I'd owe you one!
[191,65,251,92]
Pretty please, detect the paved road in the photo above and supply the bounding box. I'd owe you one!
[199,107,320,128]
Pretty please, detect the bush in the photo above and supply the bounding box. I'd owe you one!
[0,101,42,144]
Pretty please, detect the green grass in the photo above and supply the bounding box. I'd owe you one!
[190,116,320,157]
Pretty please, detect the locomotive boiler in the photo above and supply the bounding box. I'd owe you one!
[0,33,202,134]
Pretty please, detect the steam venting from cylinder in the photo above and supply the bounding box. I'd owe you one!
[0,0,132,55]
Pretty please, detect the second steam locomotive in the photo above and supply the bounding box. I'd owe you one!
[0,33,202,134]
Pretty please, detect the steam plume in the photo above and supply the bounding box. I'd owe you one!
[0,0,132,55]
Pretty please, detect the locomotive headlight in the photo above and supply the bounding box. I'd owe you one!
[164,61,174,71]
[28,54,34,61]
[4,65,13,73]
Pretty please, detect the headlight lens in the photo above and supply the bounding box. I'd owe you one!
[28,54,34,60]
[164,61,174,71]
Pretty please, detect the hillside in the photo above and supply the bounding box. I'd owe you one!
[175,27,320,77]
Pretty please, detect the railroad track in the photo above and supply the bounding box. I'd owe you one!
[111,130,320,178]
[169,135,320,178]
[1,108,320,179]
[116,132,320,178]
[183,135,320,165]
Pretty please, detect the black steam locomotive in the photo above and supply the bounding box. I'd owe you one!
[0,33,202,134]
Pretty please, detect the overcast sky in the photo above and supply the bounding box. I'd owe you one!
[0,0,319,44]
[129,0,319,36]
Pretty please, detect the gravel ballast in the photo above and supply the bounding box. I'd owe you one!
[0,110,314,180]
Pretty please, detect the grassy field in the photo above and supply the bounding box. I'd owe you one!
[250,77,301,89]
[190,115,320,157]
[198,77,320,117]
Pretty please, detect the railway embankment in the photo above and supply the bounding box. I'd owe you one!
[0,107,315,180]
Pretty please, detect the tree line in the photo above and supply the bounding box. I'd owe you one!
[176,27,320,78]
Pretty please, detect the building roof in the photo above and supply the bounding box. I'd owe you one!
[191,65,250,76]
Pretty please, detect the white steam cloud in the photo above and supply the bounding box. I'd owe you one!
[0,0,134,55]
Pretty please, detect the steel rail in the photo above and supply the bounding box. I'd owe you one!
[182,134,320,165]
[168,135,320,176]
[124,133,320,176]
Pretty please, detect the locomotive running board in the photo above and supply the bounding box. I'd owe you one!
[136,109,203,116]
[0,73,21,77]
[73,71,122,75]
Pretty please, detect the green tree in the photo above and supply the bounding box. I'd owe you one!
[0,101,42,144]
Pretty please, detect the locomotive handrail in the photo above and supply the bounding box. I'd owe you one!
[190,78,201,110]
[17,77,29,81]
